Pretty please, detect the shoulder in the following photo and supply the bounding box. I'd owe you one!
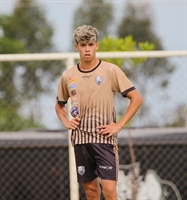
[62,65,78,77]
[101,60,119,70]
[101,60,123,74]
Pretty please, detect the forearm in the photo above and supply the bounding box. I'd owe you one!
[117,91,143,129]
[55,100,80,130]
[55,101,70,128]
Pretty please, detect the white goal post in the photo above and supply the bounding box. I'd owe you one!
[1,50,186,200]
[1,50,186,62]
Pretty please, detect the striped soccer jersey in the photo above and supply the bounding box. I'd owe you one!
[57,60,135,146]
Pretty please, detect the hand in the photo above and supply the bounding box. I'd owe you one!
[97,121,122,138]
[64,117,80,130]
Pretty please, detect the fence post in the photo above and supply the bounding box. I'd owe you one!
[66,56,79,200]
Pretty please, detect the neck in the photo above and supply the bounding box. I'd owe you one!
[79,58,99,71]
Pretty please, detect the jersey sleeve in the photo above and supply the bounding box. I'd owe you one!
[111,64,135,97]
[57,72,69,104]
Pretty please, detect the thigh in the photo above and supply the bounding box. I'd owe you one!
[74,144,97,183]
[93,144,119,181]
[101,179,118,199]
[82,177,100,192]
[82,178,101,200]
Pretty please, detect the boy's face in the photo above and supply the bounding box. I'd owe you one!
[75,41,99,62]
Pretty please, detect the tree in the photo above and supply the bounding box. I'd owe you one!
[72,0,113,41]
[118,2,163,50]
[98,35,154,72]
[116,2,175,127]
[117,2,174,79]
[0,0,64,131]
[165,104,186,127]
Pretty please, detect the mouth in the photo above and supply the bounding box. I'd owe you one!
[85,54,91,58]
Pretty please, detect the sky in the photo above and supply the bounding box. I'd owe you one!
[1,0,187,129]
[1,0,187,52]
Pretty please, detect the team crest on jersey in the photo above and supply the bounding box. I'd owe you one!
[95,76,103,85]
[78,166,85,176]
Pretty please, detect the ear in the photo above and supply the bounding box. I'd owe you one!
[74,44,78,51]
[96,42,99,50]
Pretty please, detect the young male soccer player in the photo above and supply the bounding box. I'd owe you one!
[55,25,143,200]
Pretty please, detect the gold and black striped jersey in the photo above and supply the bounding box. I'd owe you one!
[57,60,135,146]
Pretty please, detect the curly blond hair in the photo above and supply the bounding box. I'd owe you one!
[73,25,99,44]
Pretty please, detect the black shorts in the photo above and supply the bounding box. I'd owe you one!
[74,143,119,183]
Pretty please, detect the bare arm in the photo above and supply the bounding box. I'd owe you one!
[55,100,80,130]
[97,89,143,137]
[117,89,143,128]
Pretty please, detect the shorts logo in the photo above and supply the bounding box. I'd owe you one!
[95,76,103,85]
[78,166,85,176]
[99,166,113,170]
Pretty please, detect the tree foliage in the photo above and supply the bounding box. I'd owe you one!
[117,2,174,79]
[117,2,163,50]
[117,8,174,73]
[115,2,176,126]
[0,106,42,131]
[0,0,63,131]
[73,0,113,40]
[165,104,186,127]
[98,35,154,76]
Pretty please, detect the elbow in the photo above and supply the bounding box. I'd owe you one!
[139,95,143,106]
[127,90,143,108]
[138,95,143,106]
[55,100,60,114]
[134,94,143,108]
[55,100,65,115]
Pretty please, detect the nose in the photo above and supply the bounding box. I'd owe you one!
[85,44,90,51]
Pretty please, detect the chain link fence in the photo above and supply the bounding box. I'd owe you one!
[1,131,69,200]
[1,128,186,200]
[0,53,187,199]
